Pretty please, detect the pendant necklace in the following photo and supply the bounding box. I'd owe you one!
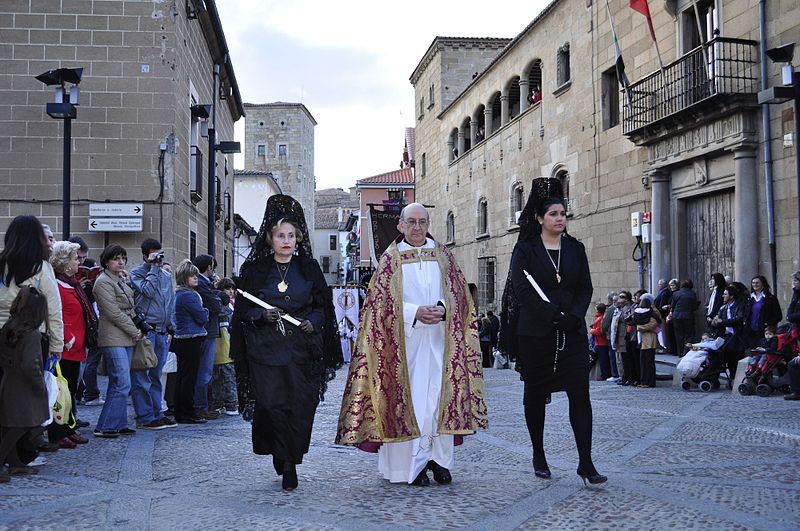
[276,261,291,293]
[545,238,562,283]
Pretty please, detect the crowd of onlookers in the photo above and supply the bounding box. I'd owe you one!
[0,215,239,484]
[588,274,800,396]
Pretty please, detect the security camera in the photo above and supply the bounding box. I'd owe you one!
[765,43,795,64]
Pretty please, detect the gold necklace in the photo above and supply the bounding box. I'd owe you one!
[544,239,562,283]
[276,261,291,293]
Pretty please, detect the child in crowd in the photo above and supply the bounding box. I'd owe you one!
[751,325,778,366]
[0,286,50,482]
[210,278,238,416]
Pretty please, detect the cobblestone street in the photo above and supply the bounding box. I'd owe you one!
[1,368,799,530]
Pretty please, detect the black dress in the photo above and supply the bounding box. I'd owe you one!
[232,257,326,464]
[510,235,593,395]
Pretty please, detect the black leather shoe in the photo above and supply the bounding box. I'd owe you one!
[411,469,430,486]
[785,393,800,401]
[428,461,452,484]
[533,457,551,479]
[75,419,90,428]
[282,463,298,490]
[577,467,607,486]
[273,456,285,476]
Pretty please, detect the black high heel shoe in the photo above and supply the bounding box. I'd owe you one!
[282,463,298,490]
[576,467,607,486]
[533,457,551,479]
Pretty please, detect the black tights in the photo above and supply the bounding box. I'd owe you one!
[0,427,28,468]
[523,384,598,475]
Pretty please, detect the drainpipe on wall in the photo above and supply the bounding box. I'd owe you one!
[759,0,778,292]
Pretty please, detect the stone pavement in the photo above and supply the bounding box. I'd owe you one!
[2,368,799,530]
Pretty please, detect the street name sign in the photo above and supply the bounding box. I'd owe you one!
[89,203,144,217]
[88,218,143,232]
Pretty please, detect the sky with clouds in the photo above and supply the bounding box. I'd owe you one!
[216,0,551,191]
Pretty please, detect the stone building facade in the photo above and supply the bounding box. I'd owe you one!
[242,102,316,231]
[411,0,799,317]
[0,0,244,275]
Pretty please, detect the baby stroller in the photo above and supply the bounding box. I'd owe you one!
[739,325,799,397]
[677,337,728,392]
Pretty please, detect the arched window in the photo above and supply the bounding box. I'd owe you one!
[478,198,488,235]
[526,59,543,105]
[461,116,472,153]
[511,182,524,224]
[474,104,486,144]
[446,211,455,243]
[490,92,502,133]
[554,168,571,215]
[448,128,458,162]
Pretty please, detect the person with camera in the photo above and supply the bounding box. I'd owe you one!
[92,244,141,438]
[129,239,176,430]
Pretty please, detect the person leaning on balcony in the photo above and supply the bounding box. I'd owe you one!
[92,244,141,438]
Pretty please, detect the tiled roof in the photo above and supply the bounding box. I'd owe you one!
[357,167,414,186]
[314,188,358,229]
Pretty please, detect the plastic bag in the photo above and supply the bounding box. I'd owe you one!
[492,348,509,369]
[42,370,58,427]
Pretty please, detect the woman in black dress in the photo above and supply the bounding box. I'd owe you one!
[506,177,605,485]
[230,195,342,491]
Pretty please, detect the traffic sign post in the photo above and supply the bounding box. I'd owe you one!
[88,218,143,232]
[88,203,144,234]
[89,203,143,217]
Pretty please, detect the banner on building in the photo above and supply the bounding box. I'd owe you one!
[368,204,402,268]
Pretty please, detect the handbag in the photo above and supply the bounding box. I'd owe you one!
[131,337,158,370]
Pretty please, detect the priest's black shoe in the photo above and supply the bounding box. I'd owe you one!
[411,469,430,486]
[428,461,452,484]
[282,463,298,490]
[272,456,285,476]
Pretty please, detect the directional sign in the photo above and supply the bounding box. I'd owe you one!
[88,218,143,232]
[89,203,144,217]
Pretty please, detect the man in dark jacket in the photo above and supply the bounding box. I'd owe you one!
[670,280,699,356]
[192,254,223,420]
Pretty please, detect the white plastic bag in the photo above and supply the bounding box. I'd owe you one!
[163,351,177,374]
[492,348,509,369]
[42,370,58,427]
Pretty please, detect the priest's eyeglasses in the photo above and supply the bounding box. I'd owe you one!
[403,218,429,227]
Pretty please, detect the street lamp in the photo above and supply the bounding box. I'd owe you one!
[207,140,240,255]
[758,43,799,259]
[35,67,83,239]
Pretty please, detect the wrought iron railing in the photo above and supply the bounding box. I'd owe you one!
[623,37,759,134]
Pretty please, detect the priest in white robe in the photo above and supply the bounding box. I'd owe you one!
[337,203,488,486]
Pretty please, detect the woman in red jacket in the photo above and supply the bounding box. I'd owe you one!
[590,303,611,380]
[48,241,96,448]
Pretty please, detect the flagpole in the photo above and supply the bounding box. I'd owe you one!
[605,0,634,115]
[690,0,711,80]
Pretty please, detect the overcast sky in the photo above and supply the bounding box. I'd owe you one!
[216,0,551,191]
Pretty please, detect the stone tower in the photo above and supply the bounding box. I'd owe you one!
[243,102,316,230]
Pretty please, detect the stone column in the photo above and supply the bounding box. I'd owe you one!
[649,169,671,288]
[470,119,478,147]
[733,144,758,281]
[484,107,493,137]
[447,139,454,162]
[457,129,465,159]
[500,93,509,127]
[519,78,530,112]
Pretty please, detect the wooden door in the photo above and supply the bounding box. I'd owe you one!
[683,190,735,330]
